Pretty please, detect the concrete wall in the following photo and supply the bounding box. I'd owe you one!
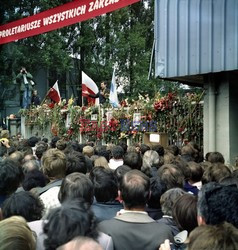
[204,72,238,165]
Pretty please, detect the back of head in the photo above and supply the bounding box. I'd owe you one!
[59,173,94,205]
[50,136,60,148]
[123,152,142,170]
[28,136,39,147]
[35,142,48,159]
[111,145,124,159]
[172,194,198,233]
[0,158,23,196]
[160,188,186,216]
[202,163,231,184]
[147,176,167,209]
[158,164,185,190]
[140,144,150,155]
[83,146,94,157]
[0,216,36,250]
[207,152,225,164]
[166,145,180,156]
[22,159,40,174]
[197,182,238,227]
[89,167,117,202]
[2,191,44,222]
[94,156,109,169]
[152,144,164,156]
[114,165,132,187]
[118,141,128,154]
[44,200,98,250]
[41,148,66,179]
[188,161,203,182]
[187,222,238,250]
[66,151,87,175]
[56,139,67,151]
[120,169,150,209]
[8,150,24,164]
[22,169,48,191]
[142,150,160,170]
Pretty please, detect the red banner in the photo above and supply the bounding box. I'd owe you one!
[0,0,140,45]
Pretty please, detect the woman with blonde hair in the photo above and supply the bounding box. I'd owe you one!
[94,156,109,169]
[0,216,36,250]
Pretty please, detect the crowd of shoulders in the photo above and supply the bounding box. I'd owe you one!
[0,132,238,250]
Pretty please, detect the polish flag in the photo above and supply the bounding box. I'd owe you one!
[47,80,61,103]
[82,71,99,105]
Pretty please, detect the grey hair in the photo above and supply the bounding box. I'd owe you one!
[160,188,186,216]
[142,150,160,170]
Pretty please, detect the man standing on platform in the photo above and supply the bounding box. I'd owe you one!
[16,67,34,109]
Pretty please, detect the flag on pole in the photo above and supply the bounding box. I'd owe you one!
[109,67,120,108]
[47,80,61,103]
[82,71,99,105]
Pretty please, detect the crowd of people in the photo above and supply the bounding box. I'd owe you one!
[0,133,238,250]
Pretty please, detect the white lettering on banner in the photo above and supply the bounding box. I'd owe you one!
[0,20,41,38]
[43,5,87,26]
[89,0,119,12]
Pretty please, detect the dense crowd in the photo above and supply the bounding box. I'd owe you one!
[0,133,238,250]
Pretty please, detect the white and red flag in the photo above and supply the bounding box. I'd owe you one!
[82,71,99,105]
[47,80,61,103]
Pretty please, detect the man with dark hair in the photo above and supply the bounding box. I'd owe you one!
[0,158,24,207]
[140,144,150,155]
[118,141,127,154]
[123,152,142,170]
[99,170,173,250]
[90,167,123,222]
[58,173,94,205]
[146,176,166,220]
[152,144,164,156]
[66,151,87,175]
[207,151,225,164]
[197,182,238,228]
[114,165,132,187]
[158,164,185,190]
[109,146,124,170]
[2,191,44,222]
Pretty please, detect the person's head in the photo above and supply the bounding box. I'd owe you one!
[158,164,185,190]
[147,176,167,209]
[160,188,186,216]
[35,144,48,160]
[140,144,150,155]
[119,169,150,209]
[66,151,87,175]
[83,146,94,158]
[202,163,231,184]
[2,191,44,222]
[118,141,128,154]
[41,149,66,179]
[22,160,40,174]
[187,161,203,183]
[96,149,110,162]
[111,145,124,160]
[28,136,39,148]
[187,222,238,250]
[56,139,67,151]
[207,152,225,164]
[94,156,109,169]
[123,152,142,170]
[89,167,117,202]
[50,136,60,148]
[100,81,107,89]
[8,150,24,164]
[33,90,38,96]
[22,169,48,191]
[58,173,94,205]
[197,182,238,227]
[44,200,98,250]
[166,145,180,156]
[0,158,23,196]
[0,216,36,250]
[57,237,103,250]
[152,144,164,156]
[114,165,132,187]
[142,150,160,176]
[172,194,198,233]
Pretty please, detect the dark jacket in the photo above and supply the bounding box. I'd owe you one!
[91,200,123,222]
[89,89,109,104]
[157,216,180,237]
